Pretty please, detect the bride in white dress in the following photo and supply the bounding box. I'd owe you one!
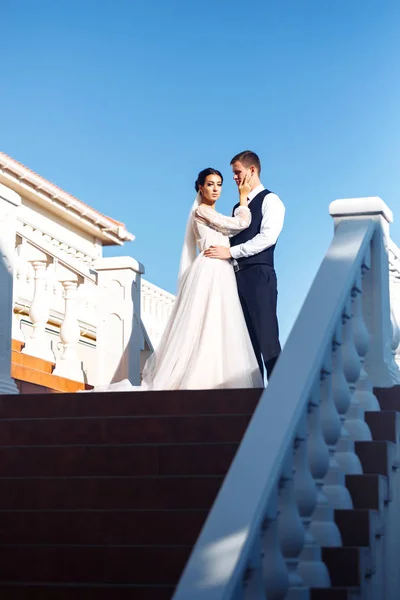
[138,167,263,390]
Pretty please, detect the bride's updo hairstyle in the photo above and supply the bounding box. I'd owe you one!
[195,168,223,193]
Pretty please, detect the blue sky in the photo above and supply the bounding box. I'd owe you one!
[2,0,399,343]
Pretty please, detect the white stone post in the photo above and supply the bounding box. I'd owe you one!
[329,197,400,387]
[22,253,54,362]
[53,280,84,382]
[94,256,144,387]
[0,183,20,394]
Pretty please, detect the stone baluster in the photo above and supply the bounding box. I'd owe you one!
[262,489,289,600]
[278,448,305,593]
[53,280,84,382]
[298,378,332,585]
[354,258,381,413]
[0,184,21,393]
[22,257,54,362]
[323,318,357,512]
[314,345,349,528]
[241,533,264,599]
[342,273,374,440]
[331,306,363,477]
[14,241,30,300]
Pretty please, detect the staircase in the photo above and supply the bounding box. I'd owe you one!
[0,386,399,599]
[0,388,260,599]
[0,198,399,600]
[11,340,90,394]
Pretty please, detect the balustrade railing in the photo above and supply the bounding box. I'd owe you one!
[13,229,98,383]
[11,220,156,387]
[12,233,148,387]
[141,278,175,349]
[173,197,400,600]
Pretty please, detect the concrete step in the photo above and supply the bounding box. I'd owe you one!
[0,475,223,510]
[0,509,207,545]
[334,509,381,547]
[0,389,261,419]
[365,410,400,444]
[374,386,400,411]
[0,414,252,446]
[0,584,174,600]
[321,547,372,586]
[345,474,388,511]
[0,545,191,585]
[355,440,398,477]
[0,442,239,477]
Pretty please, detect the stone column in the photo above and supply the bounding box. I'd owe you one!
[53,280,84,382]
[95,256,144,387]
[329,196,400,387]
[0,183,21,394]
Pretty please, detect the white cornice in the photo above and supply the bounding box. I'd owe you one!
[0,153,135,246]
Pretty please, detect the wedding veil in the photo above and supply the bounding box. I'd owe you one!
[177,192,201,290]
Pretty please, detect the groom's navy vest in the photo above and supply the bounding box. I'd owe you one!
[230,189,276,268]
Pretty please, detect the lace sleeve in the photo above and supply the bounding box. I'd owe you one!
[194,204,251,237]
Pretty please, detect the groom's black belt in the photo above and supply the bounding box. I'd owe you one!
[233,262,274,273]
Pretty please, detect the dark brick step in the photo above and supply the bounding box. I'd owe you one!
[365,410,400,443]
[0,388,261,419]
[374,386,400,411]
[311,589,360,600]
[355,440,397,476]
[0,545,190,584]
[0,584,174,600]
[334,509,380,547]
[0,414,251,446]
[0,443,238,477]
[321,547,372,586]
[0,476,222,510]
[345,474,387,511]
[0,509,207,545]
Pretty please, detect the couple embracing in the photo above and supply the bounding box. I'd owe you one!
[141,150,285,390]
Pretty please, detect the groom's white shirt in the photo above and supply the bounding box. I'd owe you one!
[230,184,285,260]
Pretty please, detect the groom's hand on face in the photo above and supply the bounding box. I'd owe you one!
[204,246,231,260]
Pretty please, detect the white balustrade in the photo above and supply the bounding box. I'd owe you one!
[10,220,172,387]
[9,223,100,383]
[141,278,175,349]
[172,197,398,600]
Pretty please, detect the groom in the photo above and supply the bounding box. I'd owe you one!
[204,150,285,381]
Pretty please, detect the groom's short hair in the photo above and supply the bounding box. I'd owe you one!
[230,150,261,174]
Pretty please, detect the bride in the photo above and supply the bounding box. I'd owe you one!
[91,167,263,391]
[138,167,263,390]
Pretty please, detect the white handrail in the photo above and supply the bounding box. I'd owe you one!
[173,199,397,599]
[17,222,97,283]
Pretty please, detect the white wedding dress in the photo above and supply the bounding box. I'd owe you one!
[89,197,263,392]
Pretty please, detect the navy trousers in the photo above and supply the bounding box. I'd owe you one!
[235,264,281,379]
